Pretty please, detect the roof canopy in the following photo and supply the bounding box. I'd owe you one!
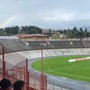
[17,34,49,38]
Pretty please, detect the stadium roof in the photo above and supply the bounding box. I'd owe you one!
[17,34,49,38]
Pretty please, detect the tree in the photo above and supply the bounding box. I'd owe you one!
[49,29,52,36]
[63,29,67,34]
[86,32,90,38]
[5,26,19,35]
[85,28,87,33]
[11,26,19,34]
[21,26,29,34]
[0,28,7,36]
[5,27,11,34]
[84,28,90,38]
[28,26,42,34]
[73,27,77,32]
[79,27,84,38]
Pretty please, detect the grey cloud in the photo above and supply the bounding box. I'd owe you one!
[0,0,90,29]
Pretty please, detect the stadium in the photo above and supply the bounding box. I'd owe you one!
[1,0,90,90]
[0,38,90,90]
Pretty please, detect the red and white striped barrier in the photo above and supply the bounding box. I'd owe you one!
[68,57,90,62]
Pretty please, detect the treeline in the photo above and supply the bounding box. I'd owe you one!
[0,26,42,35]
[0,26,90,39]
[57,27,90,38]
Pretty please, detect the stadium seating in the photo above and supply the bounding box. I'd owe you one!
[27,40,85,49]
[0,39,90,54]
[0,39,89,54]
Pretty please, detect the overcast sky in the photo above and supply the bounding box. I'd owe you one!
[0,0,90,29]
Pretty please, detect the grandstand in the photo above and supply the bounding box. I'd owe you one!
[0,39,89,53]
[0,39,90,90]
[19,39,90,50]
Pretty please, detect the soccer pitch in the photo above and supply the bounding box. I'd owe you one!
[32,55,90,82]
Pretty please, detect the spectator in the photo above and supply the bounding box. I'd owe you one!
[13,80,25,90]
[0,78,12,90]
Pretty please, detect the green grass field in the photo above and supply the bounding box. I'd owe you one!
[32,55,90,82]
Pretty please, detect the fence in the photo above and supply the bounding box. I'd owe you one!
[0,47,47,90]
